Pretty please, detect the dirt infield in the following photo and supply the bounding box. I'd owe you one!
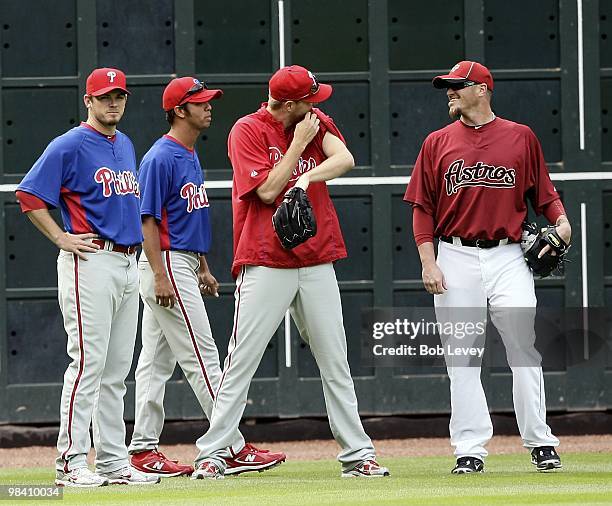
[1,434,611,469]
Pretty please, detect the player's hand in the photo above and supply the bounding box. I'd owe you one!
[199,270,219,298]
[422,262,447,295]
[154,273,176,308]
[55,232,100,261]
[293,112,320,148]
[538,220,571,258]
[295,173,310,191]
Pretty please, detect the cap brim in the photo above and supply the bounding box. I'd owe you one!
[432,75,468,89]
[90,86,130,96]
[182,89,223,105]
[304,83,333,103]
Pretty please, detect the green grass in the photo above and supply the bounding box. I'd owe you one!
[1,453,611,506]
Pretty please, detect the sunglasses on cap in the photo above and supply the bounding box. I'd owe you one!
[177,81,207,106]
[291,73,320,101]
[447,80,481,91]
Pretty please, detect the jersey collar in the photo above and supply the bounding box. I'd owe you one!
[80,122,117,142]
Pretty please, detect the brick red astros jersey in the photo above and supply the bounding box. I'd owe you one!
[404,117,559,241]
[228,105,347,278]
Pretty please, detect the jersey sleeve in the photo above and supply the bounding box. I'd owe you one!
[524,129,560,215]
[228,121,273,200]
[313,108,346,144]
[138,153,172,221]
[16,135,78,208]
[403,135,437,216]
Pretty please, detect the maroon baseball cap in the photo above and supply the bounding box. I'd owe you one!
[86,68,129,96]
[162,77,223,111]
[269,65,333,103]
[432,61,494,91]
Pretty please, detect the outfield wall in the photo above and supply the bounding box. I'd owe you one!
[0,0,611,424]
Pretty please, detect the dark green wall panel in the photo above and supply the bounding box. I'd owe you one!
[602,79,612,162]
[484,0,560,69]
[97,0,175,74]
[194,0,273,74]
[3,89,79,176]
[388,0,464,70]
[0,1,77,77]
[291,0,369,72]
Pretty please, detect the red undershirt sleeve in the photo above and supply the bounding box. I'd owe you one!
[542,198,566,224]
[15,190,48,212]
[413,205,435,246]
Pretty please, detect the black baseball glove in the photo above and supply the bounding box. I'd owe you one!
[521,222,570,278]
[272,186,317,249]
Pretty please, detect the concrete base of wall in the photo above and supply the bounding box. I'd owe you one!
[1,411,611,448]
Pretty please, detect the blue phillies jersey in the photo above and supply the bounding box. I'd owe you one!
[138,135,212,254]
[17,125,143,246]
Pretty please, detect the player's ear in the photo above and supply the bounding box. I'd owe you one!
[83,94,92,109]
[173,105,186,119]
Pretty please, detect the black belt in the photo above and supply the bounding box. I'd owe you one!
[440,236,510,249]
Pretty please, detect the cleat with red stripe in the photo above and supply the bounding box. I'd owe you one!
[341,459,390,478]
[224,443,286,475]
[131,449,194,477]
[191,461,224,480]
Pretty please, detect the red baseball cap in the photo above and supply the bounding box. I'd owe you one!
[269,65,333,103]
[432,61,494,91]
[86,68,129,96]
[162,77,223,111]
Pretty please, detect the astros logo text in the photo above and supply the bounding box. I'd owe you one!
[444,159,516,196]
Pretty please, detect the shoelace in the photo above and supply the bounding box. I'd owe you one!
[243,443,269,453]
[152,449,180,464]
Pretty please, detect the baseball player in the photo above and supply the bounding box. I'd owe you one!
[404,61,571,473]
[128,77,285,477]
[191,65,389,479]
[16,68,159,486]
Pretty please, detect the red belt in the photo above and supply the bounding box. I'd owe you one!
[92,239,138,255]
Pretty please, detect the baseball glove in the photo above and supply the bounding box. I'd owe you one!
[272,186,317,249]
[521,222,570,278]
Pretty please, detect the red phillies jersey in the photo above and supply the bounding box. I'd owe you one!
[228,105,348,278]
[404,117,560,241]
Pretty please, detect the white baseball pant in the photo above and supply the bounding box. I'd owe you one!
[434,240,559,460]
[55,248,139,473]
[194,263,376,472]
[129,251,245,454]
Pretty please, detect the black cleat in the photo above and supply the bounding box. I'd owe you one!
[531,446,562,472]
[451,457,484,474]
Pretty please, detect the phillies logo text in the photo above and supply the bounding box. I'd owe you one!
[444,159,516,196]
[180,183,209,212]
[94,167,140,198]
[269,146,317,182]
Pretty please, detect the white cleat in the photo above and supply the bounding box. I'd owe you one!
[99,466,161,485]
[55,467,109,488]
[341,459,390,478]
[191,461,225,480]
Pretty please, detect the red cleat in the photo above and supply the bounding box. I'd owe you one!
[224,443,286,475]
[130,449,194,477]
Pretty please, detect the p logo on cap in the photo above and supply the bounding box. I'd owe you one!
[86,68,129,96]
